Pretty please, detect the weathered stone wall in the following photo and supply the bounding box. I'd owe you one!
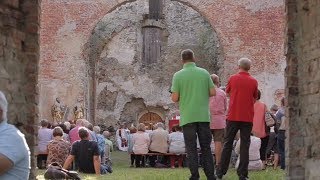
[0,0,40,179]
[285,0,320,179]
[90,0,223,126]
[40,0,285,126]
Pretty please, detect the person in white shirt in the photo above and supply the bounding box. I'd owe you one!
[169,125,185,168]
[235,134,263,171]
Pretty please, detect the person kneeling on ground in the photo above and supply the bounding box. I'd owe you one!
[63,127,112,175]
[235,134,263,171]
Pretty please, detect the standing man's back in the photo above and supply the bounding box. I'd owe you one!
[171,49,216,180]
[226,71,258,122]
[216,58,258,180]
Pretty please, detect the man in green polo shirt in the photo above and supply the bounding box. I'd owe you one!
[171,49,216,180]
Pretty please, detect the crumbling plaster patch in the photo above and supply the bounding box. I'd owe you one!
[93,0,223,125]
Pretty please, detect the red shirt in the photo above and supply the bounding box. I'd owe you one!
[226,72,258,122]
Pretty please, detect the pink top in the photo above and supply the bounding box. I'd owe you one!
[252,101,267,138]
[69,126,81,144]
[132,131,150,154]
[210,88,227,129]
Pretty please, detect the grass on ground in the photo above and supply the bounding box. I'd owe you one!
[37,151,285,180]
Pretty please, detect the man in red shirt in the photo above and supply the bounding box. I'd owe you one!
[216,58,258,180]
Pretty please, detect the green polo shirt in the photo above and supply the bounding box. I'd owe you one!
[171,62,215,126]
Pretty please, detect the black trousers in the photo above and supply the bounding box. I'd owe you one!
[260,135,269,161]
[218,121,252,178]
[37,154,48,169]
[131,154,135,165]
[182,122,215,180]
[135,155,145,167]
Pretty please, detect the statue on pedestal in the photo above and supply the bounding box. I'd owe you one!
[73,98,85,120]
[51,97,67,123]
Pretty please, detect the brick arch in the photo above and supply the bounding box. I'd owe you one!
[83,0,225,123]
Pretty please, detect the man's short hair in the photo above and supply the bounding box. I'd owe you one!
[238,58,252,71]
[0,91,8,120]
[156,122,165,129]
[40,119,49,127]
[78,127,89,139]
[102,131,110,138]
[270,104,279,112]
[181,49,194,62]
[52,126,64,137]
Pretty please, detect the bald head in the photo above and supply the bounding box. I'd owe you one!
[238,58,252,71]
[0,91,8,122]
[210,74,220,87]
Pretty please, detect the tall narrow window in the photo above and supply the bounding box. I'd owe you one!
[149,0,163,20]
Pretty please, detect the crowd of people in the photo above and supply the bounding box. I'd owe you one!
[0,49,287,180]
[36,119,113,175]
[169,49,286,180]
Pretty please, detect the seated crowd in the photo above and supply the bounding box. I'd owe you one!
[36,119,113,175]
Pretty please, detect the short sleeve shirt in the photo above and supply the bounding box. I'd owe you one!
[226,72,258,122]
[209,88,227,129]
[0,121,30,180]
[71,140,99,173]
[171,62,215,126]
[47,139,71,166]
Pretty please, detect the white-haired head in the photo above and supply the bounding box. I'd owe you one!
[156,122,165,129]
[93,126,101,134]
[0,91,8,122]
[64,121,71,130]
[238,58,252,71]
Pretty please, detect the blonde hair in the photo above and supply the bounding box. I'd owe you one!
[137,123,146,132]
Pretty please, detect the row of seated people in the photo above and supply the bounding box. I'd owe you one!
[127,123,185,168]
[127,122,267,171]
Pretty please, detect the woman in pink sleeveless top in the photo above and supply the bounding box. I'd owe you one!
[252,90,269,169]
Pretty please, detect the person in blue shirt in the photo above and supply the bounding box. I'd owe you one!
[0,91,30,180]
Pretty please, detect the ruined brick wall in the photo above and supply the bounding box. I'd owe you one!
[285,0,320,179]
[0,0,40,179]
[39,0,285,126]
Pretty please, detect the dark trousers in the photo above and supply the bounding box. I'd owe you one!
[135,155,145,167]
[131,154,135,166]
[182,122,215,180]
[218,121,252,178]
[260,136,269,161]
[37,154,48,169]
[277,130,285,169]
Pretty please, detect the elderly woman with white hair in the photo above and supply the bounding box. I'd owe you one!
[149,122,169,167]
[0,91,30,179]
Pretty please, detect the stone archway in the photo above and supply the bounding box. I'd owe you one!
[85,0,225,126]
